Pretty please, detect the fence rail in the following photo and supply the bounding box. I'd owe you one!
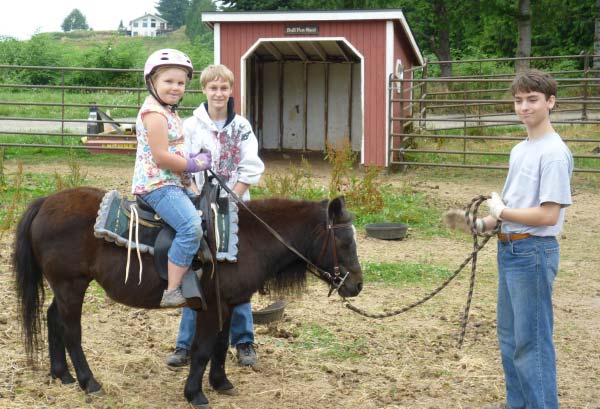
[389,54,600,173]
[1,58,600,171]
[0,64,204,153]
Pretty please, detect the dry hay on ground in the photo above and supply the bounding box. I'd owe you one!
[0,160,598,408]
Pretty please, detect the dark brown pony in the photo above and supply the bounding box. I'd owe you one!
[13,187,363,408]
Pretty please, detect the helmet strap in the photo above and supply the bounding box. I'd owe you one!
[146,79,179,112]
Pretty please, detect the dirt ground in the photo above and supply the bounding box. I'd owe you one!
[0,156,598,409]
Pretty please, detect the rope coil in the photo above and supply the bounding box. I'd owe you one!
[344,195,500,348]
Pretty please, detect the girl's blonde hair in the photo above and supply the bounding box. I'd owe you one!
[200,64,234,88]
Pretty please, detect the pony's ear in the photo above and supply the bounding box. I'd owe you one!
[327,196,346,221]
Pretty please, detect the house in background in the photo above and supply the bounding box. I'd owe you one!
[128,13,169,37]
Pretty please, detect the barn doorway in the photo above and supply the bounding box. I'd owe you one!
[240,38,363,153]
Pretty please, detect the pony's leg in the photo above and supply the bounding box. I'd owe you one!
[209,315,235,394]
[184,309,223,408]
[54,281,102,394]
[47,299,75,384]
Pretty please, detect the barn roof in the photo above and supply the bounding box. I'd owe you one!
[202,9,423,66]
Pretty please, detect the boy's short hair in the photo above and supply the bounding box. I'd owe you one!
[510,69,557,100]
[200,64,234,88]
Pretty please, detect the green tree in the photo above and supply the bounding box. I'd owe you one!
[187,0,597,74]
[595,0,600,73]
[61,9,89,32]
[185,0,216,41]
[157,0,191,29]
[516,0,531,70]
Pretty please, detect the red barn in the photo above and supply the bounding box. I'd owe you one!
[202,10,423,166]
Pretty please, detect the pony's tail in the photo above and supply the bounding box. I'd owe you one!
[12,196,47,362]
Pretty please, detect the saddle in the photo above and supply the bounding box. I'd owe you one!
[93,178,239,306]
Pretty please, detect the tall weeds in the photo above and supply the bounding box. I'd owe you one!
[53,150,87,190]
[325,142,384,215]
[0,162,24,235]
[261,156,325,199]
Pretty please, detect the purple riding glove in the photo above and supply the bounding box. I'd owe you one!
[185,150,212,173]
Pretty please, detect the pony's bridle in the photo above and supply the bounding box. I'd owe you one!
[207,169,353,295]
[315,215,353,296]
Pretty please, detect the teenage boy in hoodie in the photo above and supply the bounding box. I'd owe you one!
[165,64,265,368]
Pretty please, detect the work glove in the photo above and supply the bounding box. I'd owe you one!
[462,211,486,233]
[487,192,507,220]
[475,218,486,233]
[185,150,212,173]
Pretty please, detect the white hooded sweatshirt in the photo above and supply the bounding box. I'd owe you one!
[183,101,264,200]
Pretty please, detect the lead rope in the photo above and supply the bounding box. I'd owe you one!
[344,195,499,348]
[211,203,220,271]
[124,204,144,285]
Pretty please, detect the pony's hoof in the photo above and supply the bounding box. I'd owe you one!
[190,395,210,409]
[210,377,235,393]
[217,387,238,396]
[85,379,103,394]
[51,372,75,385]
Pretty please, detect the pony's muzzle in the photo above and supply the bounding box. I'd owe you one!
[337,275,363,298]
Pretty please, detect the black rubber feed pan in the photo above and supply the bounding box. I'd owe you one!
[252,300,287,325]
[365,222,408,240]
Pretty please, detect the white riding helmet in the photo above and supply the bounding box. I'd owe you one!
[143,49,193,82]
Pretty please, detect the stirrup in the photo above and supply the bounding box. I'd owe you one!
[181,269,207,311]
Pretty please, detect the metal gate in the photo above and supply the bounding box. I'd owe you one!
[388,54,600,173]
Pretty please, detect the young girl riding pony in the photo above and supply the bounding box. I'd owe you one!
[131,49,211,307]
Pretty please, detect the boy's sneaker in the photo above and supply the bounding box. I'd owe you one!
[236,342,257,366]
[160,287,186,308]
[165,347,190,367]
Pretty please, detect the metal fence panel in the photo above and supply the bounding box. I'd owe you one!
[388,54,600,173]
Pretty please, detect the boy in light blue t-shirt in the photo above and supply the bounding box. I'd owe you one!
[476,69,573,409]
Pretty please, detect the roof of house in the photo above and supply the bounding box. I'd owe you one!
[130,13,168,24]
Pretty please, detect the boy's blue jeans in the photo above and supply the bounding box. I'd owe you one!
[176,303,254,349]
[141,186,202,267]
[497,236,560,409]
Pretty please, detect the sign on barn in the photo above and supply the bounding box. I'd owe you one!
[201,10,423,167]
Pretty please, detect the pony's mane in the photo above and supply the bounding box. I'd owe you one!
[242,198,329,296]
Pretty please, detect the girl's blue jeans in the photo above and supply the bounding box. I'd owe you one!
[176,304,254,349]
[497,236,560,409]
[141,185,202,268]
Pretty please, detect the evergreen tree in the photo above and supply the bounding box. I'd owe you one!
[156,0,191,29]
[516,0,532,71]
[211,0,596,73]
[595,0,600,73]
[185,0,216,41]
[61,9,89,32]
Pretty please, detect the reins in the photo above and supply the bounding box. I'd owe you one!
[344,195,500,348]
[206,169,350,294]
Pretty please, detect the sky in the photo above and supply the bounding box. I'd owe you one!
[0,0,160,40]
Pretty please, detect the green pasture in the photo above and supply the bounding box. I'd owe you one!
[404,123,600,171]
[0,87,206,121]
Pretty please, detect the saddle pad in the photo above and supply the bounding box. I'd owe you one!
[94,190,155,255]
[93,190,239,262]
[215,199,239,262]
